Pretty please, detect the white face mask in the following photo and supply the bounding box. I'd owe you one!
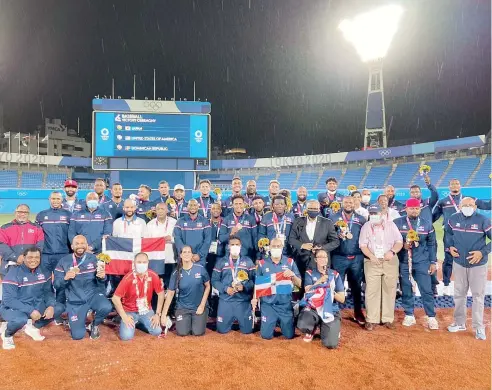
[135,263,148,274]
[230,245,241,257]
[461,206,475,217]
[327,190,336,195]
[270,248,283,258]
[370,214,381,224]
[362,195,371,203]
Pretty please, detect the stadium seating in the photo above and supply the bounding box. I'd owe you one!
[387,163,419,188]
[255,173,277,189]
[277,172,298,189]
[318,170,343,189]
[297,171,321,189]
[361,166,392,188]
[470,157,491,186]
[0,170,18,188]
[20,171,44,189]
[439,157,480,186]
[45,173,67,189]
[338,167,366,189]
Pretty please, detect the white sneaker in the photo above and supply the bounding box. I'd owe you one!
[402,315,416,327]
[1,329,15,350]
[443,285,452,296]
[24,323,45,341]
[427,317,439,330]
[0,322,7,334]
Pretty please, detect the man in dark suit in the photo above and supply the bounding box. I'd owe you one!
[288,200,340,281]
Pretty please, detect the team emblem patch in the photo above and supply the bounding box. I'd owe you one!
[261,316,267,322]
[471,224,479,230]
[176,315,183,321]
[71,315,78,322]
[87,263,95,269]
[28,229,35,234]
[217,316,223,323]
[194,273,201,278]
[44,216,48,220]
[37,273,45,280]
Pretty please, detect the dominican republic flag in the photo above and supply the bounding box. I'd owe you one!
[299,277,336,323]
[102,236,166,275]
[255,272,293,298]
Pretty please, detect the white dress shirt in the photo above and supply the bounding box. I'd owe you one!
[146,217,177,264]
[112,216,147,238]
[382,208,401,222]
[355,207,369,219]
[306,217,317,241]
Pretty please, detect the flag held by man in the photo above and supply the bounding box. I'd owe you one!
[255,272,293,298]
[102,236,166,275]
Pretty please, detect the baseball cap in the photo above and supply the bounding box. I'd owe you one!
[368,204,382,214]
[173,184,185,191]
[406,198,421,208]
[64,179,78,188]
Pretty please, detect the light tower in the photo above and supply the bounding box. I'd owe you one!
[339,4,404,149]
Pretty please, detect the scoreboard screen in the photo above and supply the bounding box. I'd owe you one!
[91,99,211,171]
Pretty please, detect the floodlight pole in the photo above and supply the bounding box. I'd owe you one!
[364,59,388,149]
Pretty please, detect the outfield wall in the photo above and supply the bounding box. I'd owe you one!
[0,187,490,214]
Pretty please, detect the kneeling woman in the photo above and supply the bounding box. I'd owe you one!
[161,246,211,336]
[297,249,345,348]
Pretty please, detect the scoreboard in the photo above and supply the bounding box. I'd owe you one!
[92,99,211,171]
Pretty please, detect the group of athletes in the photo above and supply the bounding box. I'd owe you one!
[0,174,490,350]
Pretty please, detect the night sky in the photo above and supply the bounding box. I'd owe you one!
[0,0,490,158]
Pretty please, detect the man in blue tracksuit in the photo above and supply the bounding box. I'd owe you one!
[259,195,295,256]
[253,238,302,340]
[212,236,256,334]
[433,178,491,295]
[174,199,212,266]
[36,191,71,272]
[195,179,216,219]
[0,247,64,350]
[384,185,405,213]
[102,182,124,220]
[219,194,258,260]
[317,177,344,219]
[62,179,85,213]
[394,198,439,330]
[68,192,113,255]
[54,235,112,340]
[399,176,440,292]
[222,177,243,217]
[329,196,367,325]
[445,197,491,340]
[135,185,155,223]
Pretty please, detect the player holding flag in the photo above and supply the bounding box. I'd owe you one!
[251,237,301,340]
[297,249,345,348]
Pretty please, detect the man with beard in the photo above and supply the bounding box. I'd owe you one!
[135,185,155,223]
[113,199,148,239]
[195,179,215,219]
[154,180,170,203]
[317,177,343,218]
[222,177,243,217]
[399,176,438,223]
[103,182,124,220]
[329,196,367,325]
[170,184,188,219]
[433,178,491,296]
[54,235,112,340]
[245,180,258,208]
[394,199,439,330]
[263,180,281,212]
[384,185,405,213]
[292,187,308,218]
[94,178,108,204]
[174,199,212,267]
[62,179,84,213]
[251,196,266,228]
[207,202,225,277]
[259,196,295,256]
[219,195,258,260]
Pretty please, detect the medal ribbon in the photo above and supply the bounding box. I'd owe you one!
[272,213,286,236]
[448,194,462,213]
[134,271,149,309]
[342,212,353,232]
[72,253,87,268]
[200,196,209,217]
[229,255,240,281]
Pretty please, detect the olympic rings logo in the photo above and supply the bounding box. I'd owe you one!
[144,101,163,111]
[379,149,391,157]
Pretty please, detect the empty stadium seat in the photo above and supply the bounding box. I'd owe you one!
[387,163,419,188]
[470,157,491,186]
[411,160,449,186]
[440,157,480,186]
[361,166,392,188]
[277,173,298,189]
[255,174,277,190]
[0,170,19,188]
[318,170,342,189]
[45,173,68,189]
[20,171,43,189]
[339,168,366,189]
[296,171,321,189]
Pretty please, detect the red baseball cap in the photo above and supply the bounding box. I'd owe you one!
[64,179,78,188]
[406,198,420,208]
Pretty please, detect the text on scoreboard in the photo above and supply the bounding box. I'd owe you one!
[94,112,209,159]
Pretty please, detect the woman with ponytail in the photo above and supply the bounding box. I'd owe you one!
[160,246,211,336]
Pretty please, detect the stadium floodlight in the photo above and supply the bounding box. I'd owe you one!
[339,4,404,149]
